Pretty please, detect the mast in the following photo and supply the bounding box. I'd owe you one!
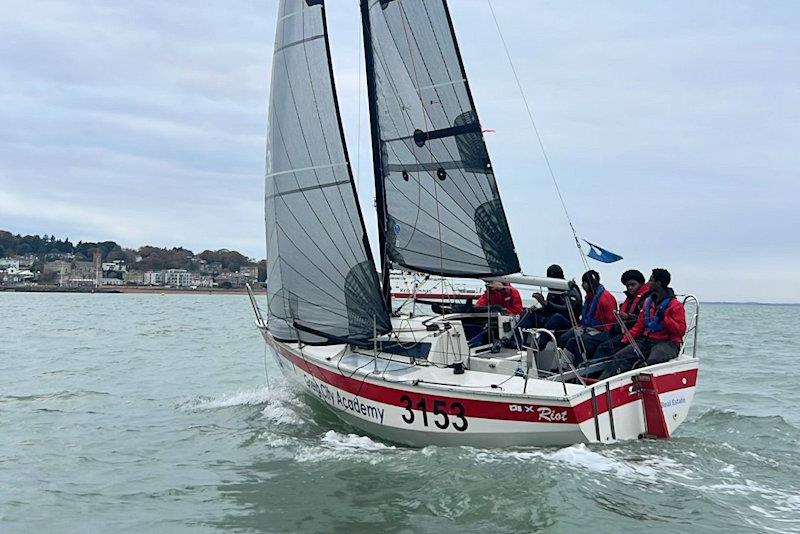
[360,0,391,309]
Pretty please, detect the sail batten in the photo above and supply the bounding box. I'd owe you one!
[265,0,391,345]
[362,0,520,278]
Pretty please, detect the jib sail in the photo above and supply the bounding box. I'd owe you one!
[265,0,391,344]
[361,0,520,278]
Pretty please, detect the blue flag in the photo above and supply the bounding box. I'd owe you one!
[583,240,623,263]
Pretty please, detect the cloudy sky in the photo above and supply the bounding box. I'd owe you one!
[1,1,798,302]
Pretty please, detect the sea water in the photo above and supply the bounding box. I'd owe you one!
[1,293,799,533]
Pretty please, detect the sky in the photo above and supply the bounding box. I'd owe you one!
[1,1,798,302]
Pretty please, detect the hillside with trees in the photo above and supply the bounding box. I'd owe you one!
[0,229,265,281]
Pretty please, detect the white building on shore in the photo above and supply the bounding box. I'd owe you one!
[143,271,164,285]
[164,269,191,288]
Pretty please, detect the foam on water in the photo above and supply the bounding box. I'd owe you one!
[471,444,662,483]
[294,430,395,464]
[179,385,273,411]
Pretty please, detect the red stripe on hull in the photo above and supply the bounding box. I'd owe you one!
[270,339,697,425]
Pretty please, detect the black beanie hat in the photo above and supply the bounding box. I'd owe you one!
[620,269,645,285]
[546,264,564,279]
[651,268,671,287]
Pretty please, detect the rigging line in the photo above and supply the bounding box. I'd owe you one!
[486,0,589,270]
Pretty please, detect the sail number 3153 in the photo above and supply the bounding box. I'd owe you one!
[399,395,468,431]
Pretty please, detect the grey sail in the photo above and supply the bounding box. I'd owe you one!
[265,0,391,345]
[362,0,521,278]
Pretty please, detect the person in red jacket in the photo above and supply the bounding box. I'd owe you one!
[598,268,686,378]
[593,269,650,360]
[557,270,618,362]
[475,280,523,316]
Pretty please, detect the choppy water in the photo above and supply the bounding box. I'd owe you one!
[1,293,799,533]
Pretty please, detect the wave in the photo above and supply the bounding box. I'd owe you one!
[179,385,272,411]
[179,382,299,410]
[690,408,800,438]
[294,430,396,464]
[469,443,690,485]
[0,390,110,402]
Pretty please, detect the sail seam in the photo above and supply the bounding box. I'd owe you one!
[278,10,303,22]
[266,179,351,200]
[274,34,324,55]
[416,78,466,93]
[267,162,348,178]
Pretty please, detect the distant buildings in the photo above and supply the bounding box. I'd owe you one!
[143,271,164,285]
[164,269,191,288]
[124,271,144,285]
[0,253,262,290]
[0,266,34,284]
[0,258,20,270]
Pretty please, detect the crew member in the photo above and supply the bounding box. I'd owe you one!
[512,264,582,349]
[558,270,617,362]
[593,269,650,360]
[475,280,523,316]
[598,268,686,378]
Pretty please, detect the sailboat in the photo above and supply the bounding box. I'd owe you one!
[253,0,700,446]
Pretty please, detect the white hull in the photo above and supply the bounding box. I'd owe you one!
[258,325,698,448]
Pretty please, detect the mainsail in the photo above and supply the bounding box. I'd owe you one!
[362,0,521,278]
[265,0,391,344]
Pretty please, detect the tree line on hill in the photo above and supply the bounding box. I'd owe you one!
[0,230,266,281]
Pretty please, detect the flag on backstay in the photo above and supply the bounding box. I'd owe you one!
[583,240,623,263]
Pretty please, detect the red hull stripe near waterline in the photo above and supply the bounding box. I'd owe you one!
[271,340,697,425]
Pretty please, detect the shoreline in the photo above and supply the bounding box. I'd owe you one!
[2,286,799,305]
[1,285,263,296]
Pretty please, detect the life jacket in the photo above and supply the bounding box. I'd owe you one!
[581,284,606,327]
[643,293,674,333]
[620,282,650,316]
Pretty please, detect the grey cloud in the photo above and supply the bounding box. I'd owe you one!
[1,1,798,301]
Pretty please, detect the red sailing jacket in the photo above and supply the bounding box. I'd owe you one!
[624,293,687,345]
[583,289,618,332]
[620,282,650,317]
[475,285,524,315]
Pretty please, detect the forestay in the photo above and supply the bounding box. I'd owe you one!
[265,0,391,344]
[362,0,520,277]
